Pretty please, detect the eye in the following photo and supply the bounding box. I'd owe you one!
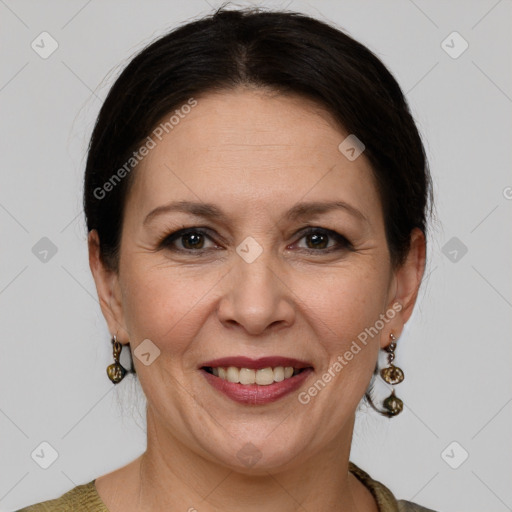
[159,228,218,252]
[293,227,352,253]
[158,226,352,255]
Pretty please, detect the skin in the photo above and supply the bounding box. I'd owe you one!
[89,87,426,512]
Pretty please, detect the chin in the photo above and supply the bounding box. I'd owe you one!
[199,432,311,474]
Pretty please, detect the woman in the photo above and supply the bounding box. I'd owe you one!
[19,7,437,512]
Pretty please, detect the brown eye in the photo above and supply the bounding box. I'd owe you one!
[159,228,217,252]
[305,231,329,249]
[295,228,352,253]
[180,232,205,250]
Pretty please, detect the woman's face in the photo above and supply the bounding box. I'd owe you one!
[90,88,423,472]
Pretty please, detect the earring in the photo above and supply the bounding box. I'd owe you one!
[106,335,128,384]
[379,333,405,416]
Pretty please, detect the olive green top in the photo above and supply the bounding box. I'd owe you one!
[16,461,438,511]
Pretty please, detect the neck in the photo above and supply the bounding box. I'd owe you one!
[133,406,374,512]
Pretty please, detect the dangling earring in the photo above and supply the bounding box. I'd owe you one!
[379,333,405,416]
[106,335,128,384]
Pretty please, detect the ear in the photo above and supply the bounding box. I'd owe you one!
[380,228,426,349]
[88,230,130,344]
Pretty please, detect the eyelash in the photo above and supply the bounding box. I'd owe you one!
[157,226,353,255]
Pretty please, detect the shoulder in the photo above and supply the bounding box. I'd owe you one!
[15,480,109,512]
[349,461,440,512]
[397,500,439,512]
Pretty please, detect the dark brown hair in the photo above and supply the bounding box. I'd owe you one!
[84,6,432,414]
[84,6,432,271]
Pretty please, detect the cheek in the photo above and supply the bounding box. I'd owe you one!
[120,244,391,370]
[306,265,389,376]
[306,263,389,337]
[120,260,221,354]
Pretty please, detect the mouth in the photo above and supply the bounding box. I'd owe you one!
[199,356,314,404]
[201,365,307,385]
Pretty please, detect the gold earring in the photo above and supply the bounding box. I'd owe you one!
[106,335,128,384]
[380,333,405,416]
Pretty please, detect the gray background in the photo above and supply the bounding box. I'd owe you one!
[1,1,511,511]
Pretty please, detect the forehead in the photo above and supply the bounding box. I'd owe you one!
[127,88,382,226]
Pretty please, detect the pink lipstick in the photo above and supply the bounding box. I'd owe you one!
[199,356,314,405]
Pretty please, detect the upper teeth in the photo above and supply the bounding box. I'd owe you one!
[211,366,296,385]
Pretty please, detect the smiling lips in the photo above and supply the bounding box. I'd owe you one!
[208,365,296,385]
[200,356,314,404]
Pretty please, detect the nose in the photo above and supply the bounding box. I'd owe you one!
[216,246,296,336]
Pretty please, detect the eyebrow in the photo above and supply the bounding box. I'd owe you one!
[143,199,368,226]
